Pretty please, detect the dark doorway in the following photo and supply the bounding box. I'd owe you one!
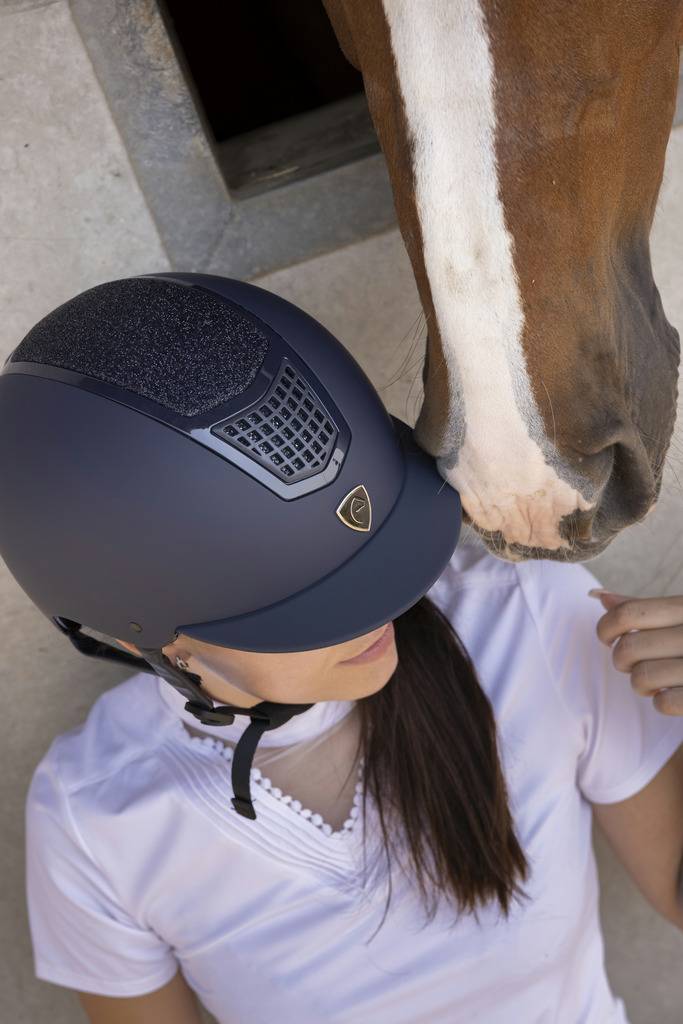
[159,0,380,197]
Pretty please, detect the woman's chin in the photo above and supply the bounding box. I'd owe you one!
[341,651,398,700]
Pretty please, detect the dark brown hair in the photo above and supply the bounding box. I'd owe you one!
[351,593,531,939]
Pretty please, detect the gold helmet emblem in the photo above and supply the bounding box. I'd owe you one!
[336,484,372,532]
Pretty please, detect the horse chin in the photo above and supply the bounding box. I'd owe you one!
[460,510,612,564]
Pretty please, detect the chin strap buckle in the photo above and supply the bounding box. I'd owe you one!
[184,701,236,726]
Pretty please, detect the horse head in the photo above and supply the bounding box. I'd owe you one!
[323,0,683,561]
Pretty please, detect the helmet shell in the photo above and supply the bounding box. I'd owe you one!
[0,273,461,651]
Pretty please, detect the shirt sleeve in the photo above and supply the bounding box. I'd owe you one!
[517,558,683,805]
[25,742,179,997]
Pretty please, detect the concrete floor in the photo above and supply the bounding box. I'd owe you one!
[0,3,682,1022]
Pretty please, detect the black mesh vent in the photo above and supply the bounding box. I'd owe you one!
[211,359,338,482]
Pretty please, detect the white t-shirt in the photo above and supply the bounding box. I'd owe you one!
[25,539,683,1023]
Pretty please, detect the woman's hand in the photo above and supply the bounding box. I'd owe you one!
[589,589,683,717]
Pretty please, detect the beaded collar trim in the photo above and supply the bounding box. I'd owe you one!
[171,716,365,839]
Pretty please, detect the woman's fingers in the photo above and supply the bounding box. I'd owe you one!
[589,589,683,716]
[650,684,683,716]
[611,624,683,673]
[593,593,683,647]
[627,657,683,698]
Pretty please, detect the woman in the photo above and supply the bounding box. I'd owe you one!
[2,274,681,1024]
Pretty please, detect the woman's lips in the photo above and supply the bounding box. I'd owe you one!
[340,622,394,665]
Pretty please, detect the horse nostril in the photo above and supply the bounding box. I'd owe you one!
[569,419,631,460]
[568,420,657,536]
[567,442,616,484]
[569,438,620,461]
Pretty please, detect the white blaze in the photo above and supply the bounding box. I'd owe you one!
[381,0,595,550]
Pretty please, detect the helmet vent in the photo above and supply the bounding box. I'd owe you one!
[8,277,270,418]
[211,359,338,482]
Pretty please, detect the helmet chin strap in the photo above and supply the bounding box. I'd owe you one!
[50,618,314,822]
[137,646,315,821]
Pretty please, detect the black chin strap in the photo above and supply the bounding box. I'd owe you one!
[181,695,315,819]
[52,617,315,821]
[136,647,315,821]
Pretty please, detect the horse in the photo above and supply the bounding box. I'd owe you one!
[321,0,683,562]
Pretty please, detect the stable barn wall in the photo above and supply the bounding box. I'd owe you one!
[0,3,682,1023]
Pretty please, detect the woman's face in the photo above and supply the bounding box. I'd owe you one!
[118,621,398,708]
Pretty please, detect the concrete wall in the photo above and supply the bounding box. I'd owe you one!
[1,3,682,1022]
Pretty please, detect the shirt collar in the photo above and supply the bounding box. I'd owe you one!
[154,674,356,747]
